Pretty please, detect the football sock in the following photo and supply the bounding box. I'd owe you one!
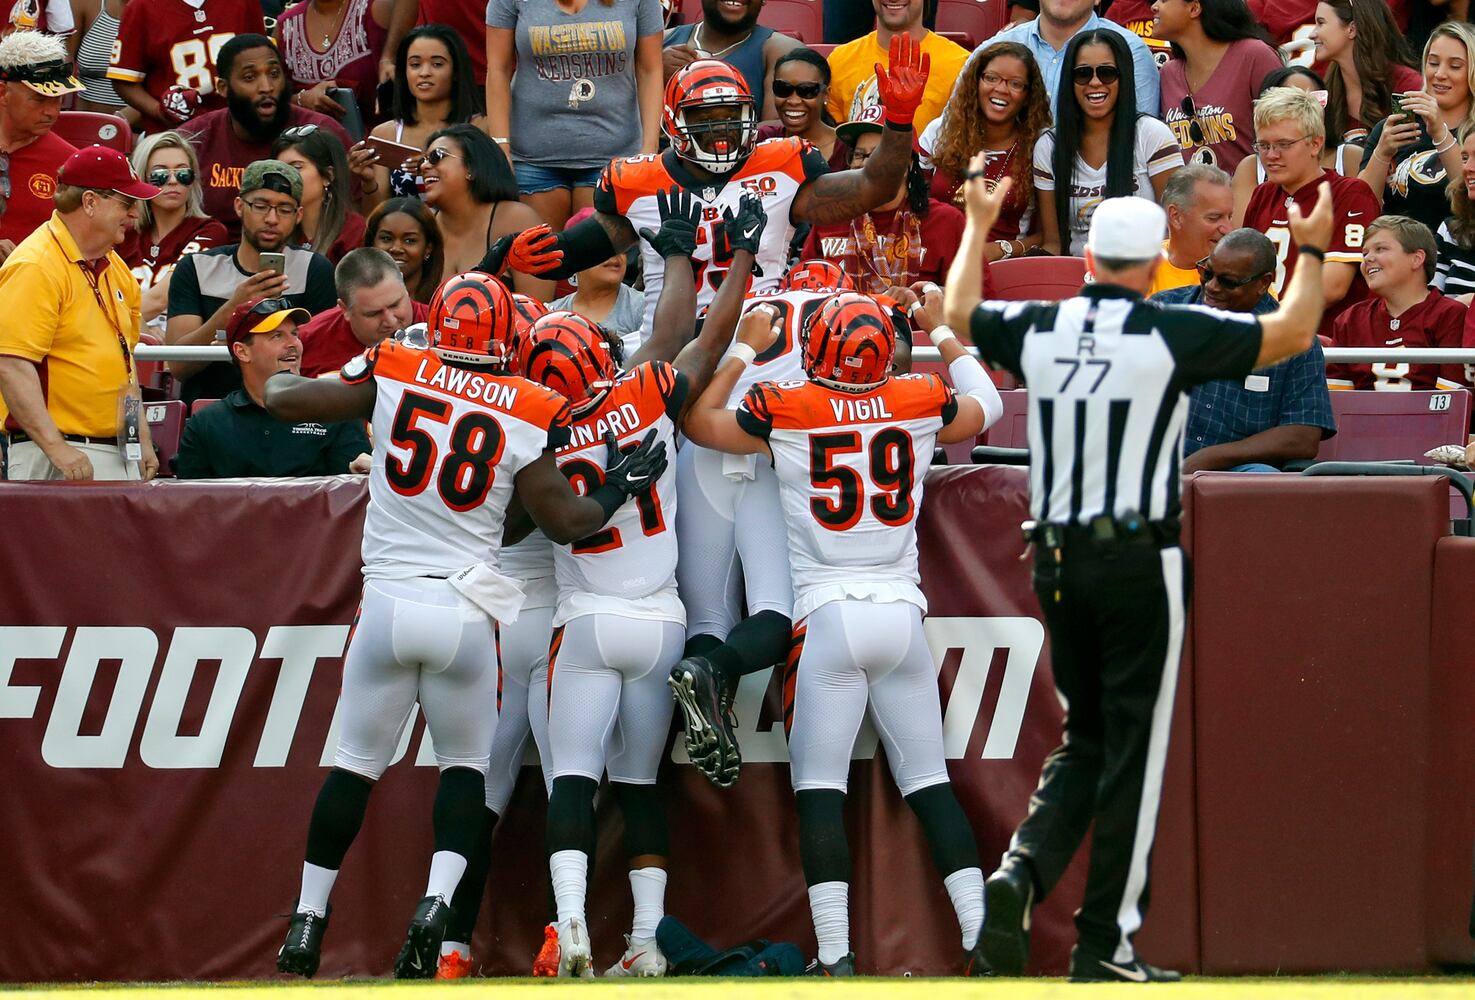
[611,781,669,857]
[905,783,983,879]
[795,788,851,886]
[628,867,668,941]
[549,849,589,925]
[705,610,792,684]
[431,767,485,859]
[683,633,724,659]
[447,807,499,943]
[807,881,850,965]
[304,767,373,871]
[944,867,986,950]
[296,862,337,917]
[545,776,598,858]
[425,850,468,902]
[441,940,469,959]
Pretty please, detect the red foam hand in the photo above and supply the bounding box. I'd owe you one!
[508,224,563,275]
[874,32,930,128]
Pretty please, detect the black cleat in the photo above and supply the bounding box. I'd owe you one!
[277,905,329,978]
[980,855,1035,976]
[668,656,740,787]
[1068,947,1182,982]
[805,952,856,976]
[964,938,993,977]
[394,894,451,979]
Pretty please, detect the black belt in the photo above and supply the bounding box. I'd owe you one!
[1023,513,1180,550]
[9,430,115,446]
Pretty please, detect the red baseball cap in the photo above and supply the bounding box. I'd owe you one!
[57,146,161,199]
[227,296,310,348]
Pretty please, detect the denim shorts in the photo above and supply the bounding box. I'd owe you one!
[514,161,605,194]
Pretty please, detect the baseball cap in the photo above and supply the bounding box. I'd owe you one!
[1086,198,1168,262]
[240,159,304,203]
[836,102,885,147]
[57,146,161,199]
[227,296,310,348]
[0,55,83,97]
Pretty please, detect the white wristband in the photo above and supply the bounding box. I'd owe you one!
[930,324,957,343]
[729,343,757,366]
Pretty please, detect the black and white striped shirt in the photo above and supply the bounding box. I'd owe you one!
[969,285,1262,524]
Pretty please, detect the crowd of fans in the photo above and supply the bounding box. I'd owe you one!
[0,0,1473,482]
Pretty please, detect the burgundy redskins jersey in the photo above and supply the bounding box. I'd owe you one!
[737,372,958,621]
[594,138,829,337]
[1328,291,1469,392]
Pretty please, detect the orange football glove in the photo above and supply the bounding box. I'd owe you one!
[506,223,564,275]
[874,32,931,129]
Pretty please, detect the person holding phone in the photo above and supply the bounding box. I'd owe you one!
[273,125,369,264]
[275,0,394,131]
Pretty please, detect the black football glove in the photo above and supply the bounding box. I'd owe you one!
[720,192,768,257]
[638,186,702,260]
[603,428,667,496]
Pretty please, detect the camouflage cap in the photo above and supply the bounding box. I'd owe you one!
[239,159,303,203]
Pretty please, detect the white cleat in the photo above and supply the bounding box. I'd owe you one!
[604,935,668,977]
[556,917,595,978]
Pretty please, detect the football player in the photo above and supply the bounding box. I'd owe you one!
[680,285,1004,975]
[265,272,667,980]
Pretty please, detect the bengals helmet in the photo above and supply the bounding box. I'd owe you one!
[427,272,518,368]
[782,260,855,292]
[504,293,551,373]
[518,311,619,413]
[663,60,758,172]
[803,292,896,390]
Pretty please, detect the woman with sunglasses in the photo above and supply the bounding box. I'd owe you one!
[756,48,851,171]
[422,123,553,298]
[272,126,368,265]
[1153,0,1282,173]
[1035,30,1185,256]
[363,196,444,304]
[120,130,227,329]
[922,40,1049,261]
[1314,0,1422,144]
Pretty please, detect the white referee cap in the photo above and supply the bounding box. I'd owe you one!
[1087,197,1168,261]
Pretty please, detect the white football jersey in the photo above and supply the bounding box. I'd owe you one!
[342,340,571,581]
[551,361,687,627]
[722,288,826,407]
[736,372,958,620]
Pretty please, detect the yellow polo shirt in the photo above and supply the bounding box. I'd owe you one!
[1148,245,1201,297]
[826,30,971,135]
[0,213,142,438]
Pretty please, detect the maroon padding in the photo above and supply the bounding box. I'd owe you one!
[988,257,1088,302]
[1188,473,1447,974]
[982,389,1029,448]
[1425,536,1475,964]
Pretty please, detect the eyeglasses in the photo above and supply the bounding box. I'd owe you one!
[772,80,823,99]
[147,167,195,187]
[1252,135,1314,155]
[241,198,297,218]
[95,191,137,211]
[1179,95,1205,145]
[1196,257,1270,289]
[1071,63,1121,85]
[982,71,1028,95]
[425,147,461,166]
[282,124,320,139]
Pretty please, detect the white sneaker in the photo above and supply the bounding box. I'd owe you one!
[556,917,595,978]
[604,935,668,977]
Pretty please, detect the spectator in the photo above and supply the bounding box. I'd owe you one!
[1101,0,1173,65]
[0,146,160,481]
[1149,163,1234,294]
[68,0,133,122]
[1435,123,1475,298]
[1241,86,1379,337]
[1035,30,1184,256]
[663,0,803,122]
[298,248,426,377]
[0,31,80,258]
[802,102,966,290]
[826,0,969,130]
[178,33,353,238]
[1153,228,1336,471]
[1361,22,1475,237]
[982,0,1160,117]
[358,24,482,211]
[487,0,663,231]
[756,48,851,171]
[548,207,644,357]
[274,0,394,130]
[107,0,265,134]
[1248,0,1317,44]
[1314,0,1421,145]
[1156,0,1283,172]
[1328,214,1469,389]
[119,130,228,330]
[166,159,336,404]
[363,195,442,303]
[271,124,367,264]
[921,40,1049,260]
[423,123,551,296]
[175,295,370,478]
[4,0,72,35]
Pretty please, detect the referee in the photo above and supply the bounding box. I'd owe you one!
[942,164,1334,982]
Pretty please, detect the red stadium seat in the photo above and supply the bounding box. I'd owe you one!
[934,0,1009,50]
[983,389,1029,448]
[1316,389,1472,463]
[808,42,837,58]
[937,29,975,49]
[988,256,1088,301]
[54,111,133,154]
[145,400,187,477]
[189,399,220,417]
[133,331,168,399]
[755,0,824,44]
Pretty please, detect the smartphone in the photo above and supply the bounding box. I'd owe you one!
[365,134,422,165]
[328,87,365,143]
[1391,92,1407,117]
[258,252,287,274]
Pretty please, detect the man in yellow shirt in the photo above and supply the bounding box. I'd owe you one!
[1148,163,1233,296]
[825,0,969,132]
[0,146,162,480]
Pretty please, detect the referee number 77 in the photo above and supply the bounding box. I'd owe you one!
[1053,358,1112,393]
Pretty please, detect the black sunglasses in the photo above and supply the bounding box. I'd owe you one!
[1179,96,1205,145]
[1071,63,1121,85]
[249,296,293,316]
[148,167,195,187]
[1196,258,1269,289]
[425,147,461,165]
[773,80,823,99]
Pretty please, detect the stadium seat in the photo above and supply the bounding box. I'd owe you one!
[934,0,1008,50]
[1316,389,1472,463]
[808,42,837,57]
[145,400,187,477]
[988,256,1088,301]
[983,389,1028,448]
[189,399,220,417]
[54,111,133,154]
[133,331,169,400]
[937,29,975,49]
[755,0,824,44]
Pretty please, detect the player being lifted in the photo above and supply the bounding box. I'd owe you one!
[514,192,770,978]
[265,274,667,980]
[681,268,1006,974]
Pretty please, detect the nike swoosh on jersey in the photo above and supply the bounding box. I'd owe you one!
[1098,960,1149,982]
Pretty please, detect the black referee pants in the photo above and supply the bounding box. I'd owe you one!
[1010,533,1189,963]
